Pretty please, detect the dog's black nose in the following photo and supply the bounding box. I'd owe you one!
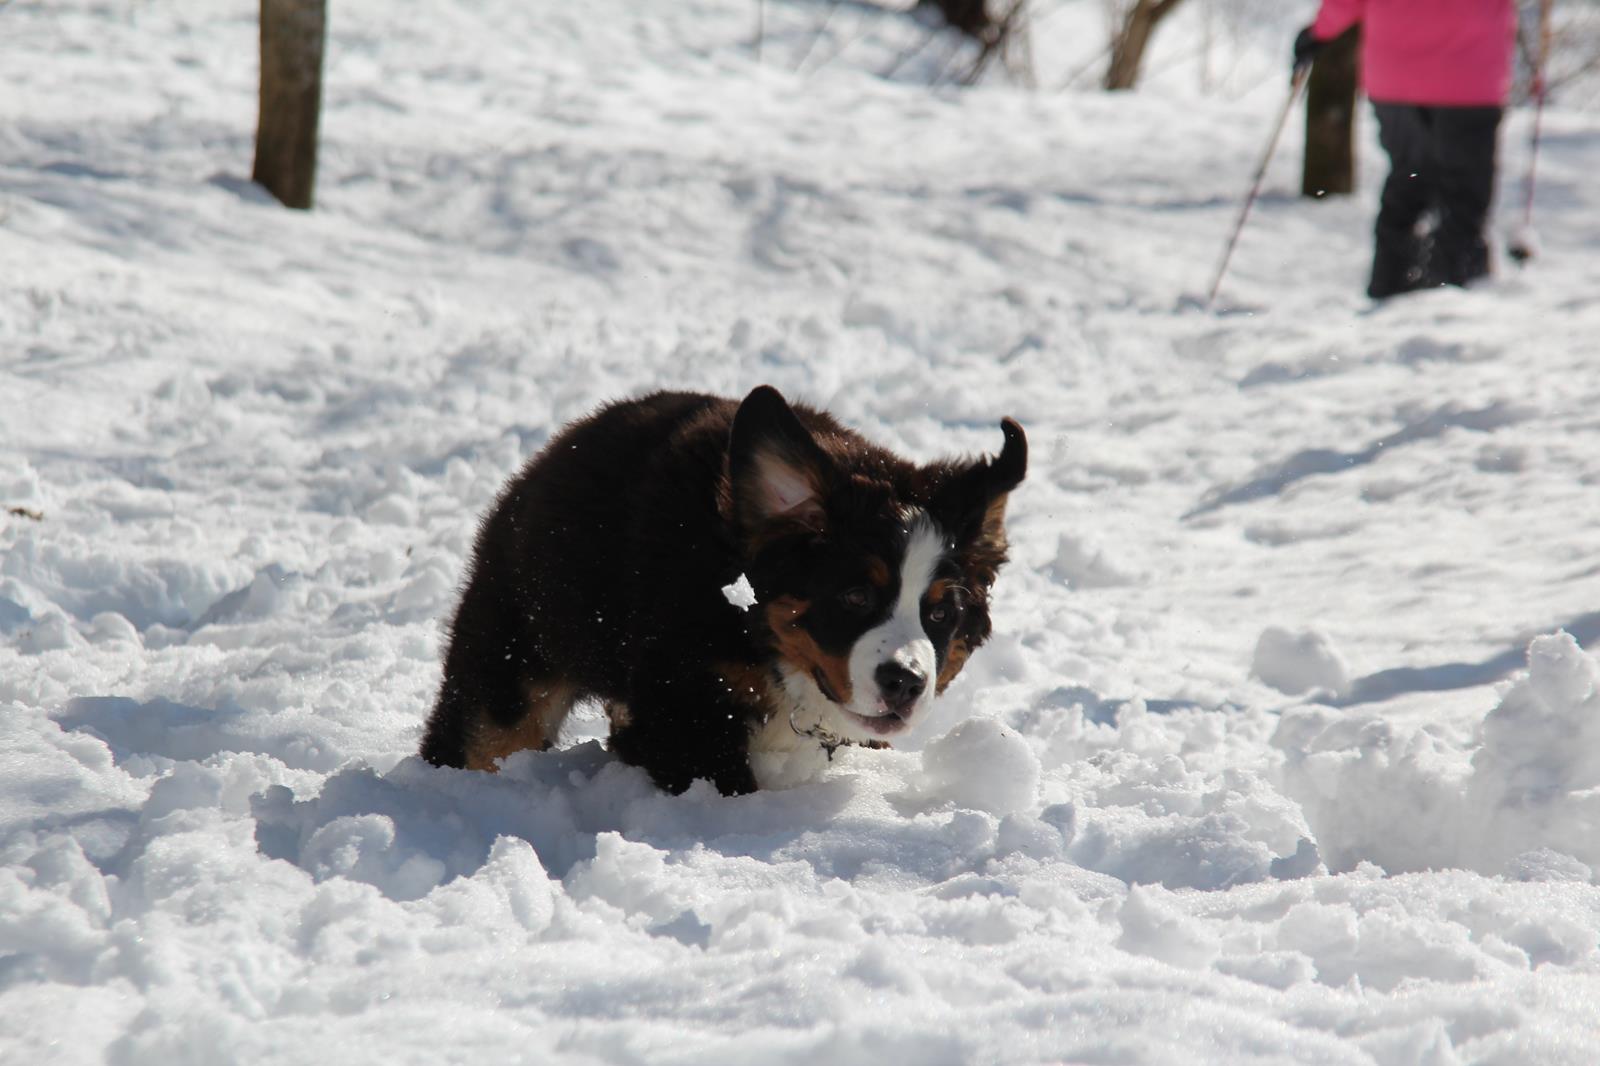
[875,662,926,714]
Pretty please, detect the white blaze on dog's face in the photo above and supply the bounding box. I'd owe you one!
[839,513,942,733]
[766,511,958,749]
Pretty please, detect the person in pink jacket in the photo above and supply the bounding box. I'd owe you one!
[1294,0,1519,298]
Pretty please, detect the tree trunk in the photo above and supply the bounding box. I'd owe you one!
[1104,0,1186,91]
[253,0,327,210]
[917,0,995,40]
[1302,25,1360,198]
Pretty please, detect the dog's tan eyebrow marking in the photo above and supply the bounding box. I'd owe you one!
[866,557,890,587]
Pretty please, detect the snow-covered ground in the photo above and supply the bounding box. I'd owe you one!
[5,1,1600,1062]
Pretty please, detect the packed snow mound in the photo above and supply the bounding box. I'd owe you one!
[1467,632,1600,875]
[1280,631,1600,881]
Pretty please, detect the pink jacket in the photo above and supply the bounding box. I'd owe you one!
[1312,0,1517,107]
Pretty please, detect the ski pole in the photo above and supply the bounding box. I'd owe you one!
[1509,0,1553,263]
[1205,63,1312,309]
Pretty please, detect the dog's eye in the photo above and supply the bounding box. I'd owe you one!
[927,603,950,624]
[840,586,873,612]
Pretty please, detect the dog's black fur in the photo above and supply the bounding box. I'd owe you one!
[420,386,1025,795]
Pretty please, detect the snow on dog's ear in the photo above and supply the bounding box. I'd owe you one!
[927,417,1027,591]
[727,385,834,541]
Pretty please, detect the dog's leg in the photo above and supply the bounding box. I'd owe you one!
[422,647,579,769]
[608,664,759,796]
[463,678,578,771]
[423,652,579,771]
[602,700,631,730]
[420,566,579,770]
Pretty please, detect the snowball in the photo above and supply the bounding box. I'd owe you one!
[1251,626,1349,698]
[917,717,1040,816]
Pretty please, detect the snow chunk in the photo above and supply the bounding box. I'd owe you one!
[1279,632,1600,880]
[16,610,84,654]
[1466,631,1600,876]
[1116,885,1220,970]
[1506,848,1593,884]
[915,717,1039,816]
[1274,707,1467,874]
[193,564,300,627]
[995,804,1076,860]
[1251,626,1349,698]
[565,832,689,928]
[0,590,33,635]
[1049,532,1140,589]
[421,836,556,933]
[1357,1023,1462,1066]
[86,611,140,646]
[362,493,417,526]
[303,814,450,902]
[721,573,757,611]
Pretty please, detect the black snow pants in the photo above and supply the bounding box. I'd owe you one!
[1368,102,1503,299]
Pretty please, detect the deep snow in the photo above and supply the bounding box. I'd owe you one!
[4,1,1600,1063]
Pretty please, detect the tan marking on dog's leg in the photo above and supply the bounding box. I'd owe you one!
[464,680,578,772]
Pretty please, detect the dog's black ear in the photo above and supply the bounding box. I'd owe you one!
[727,386,834,540]
[927,417,1027,586]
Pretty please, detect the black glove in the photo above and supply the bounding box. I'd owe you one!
[1292,26,1323,75]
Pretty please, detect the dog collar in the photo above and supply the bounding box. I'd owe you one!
[787,711,890,760]
[789,710,847,760]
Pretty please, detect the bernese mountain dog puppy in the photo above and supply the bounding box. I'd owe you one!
[421,385,1026,794]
